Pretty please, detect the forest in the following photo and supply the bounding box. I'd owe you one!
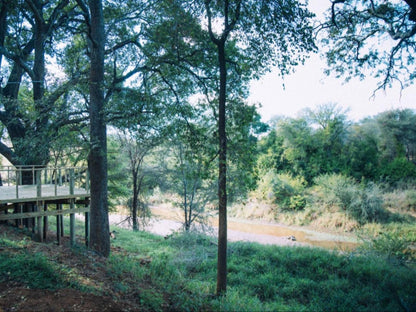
[106,104,416,228]
[0,0,416,310]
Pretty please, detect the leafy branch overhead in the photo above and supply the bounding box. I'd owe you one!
[321,0,416,90]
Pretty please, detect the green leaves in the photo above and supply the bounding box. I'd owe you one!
[321,0,416,89]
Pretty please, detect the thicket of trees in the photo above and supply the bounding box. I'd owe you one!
[258,104,416,185]
[1,0,416,295]
[107,104,416,222]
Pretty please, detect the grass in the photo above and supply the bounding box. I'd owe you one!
[1,216,415,311]
[0,235,68,290]
[109,228,416,311]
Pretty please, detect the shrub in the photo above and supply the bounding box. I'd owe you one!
[405,189,416,211]
[255,171,306,210]
[314,174,384,224]
[348,183,384,224]
[289,195,307,211]
[380,157,416,183]
[361,232,415,263]
[313,174,355,207]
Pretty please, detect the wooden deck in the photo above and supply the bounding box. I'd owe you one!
[0,184,90,205]
[0,166,90,245]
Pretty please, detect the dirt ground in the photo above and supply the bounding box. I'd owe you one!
[0,284,127,312]
[0,209,361,312]
[0,224,146,312]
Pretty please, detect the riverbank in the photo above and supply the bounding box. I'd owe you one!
[108,205,359,251]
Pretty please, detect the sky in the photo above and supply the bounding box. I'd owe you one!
[248,1,416,123]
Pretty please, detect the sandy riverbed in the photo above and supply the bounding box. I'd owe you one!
[107,207,358,250]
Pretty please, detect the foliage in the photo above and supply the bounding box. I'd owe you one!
[342,120,380,180]
[227,102,267,201]
[321,0,416,89]
[313,174,384,224]
[0,252,66,289]
[107,137,130,211]
[165,115,217,231]
[257,108,416,185]
[379,157,416,183]
[347,183,384,224]
[255,171,306,210]
[360,232,415,263]
[2,224,416,311]
[258,104,350,184]
[111,229,416,311]
[376,109,416,163]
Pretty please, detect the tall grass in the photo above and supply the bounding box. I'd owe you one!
[2,224,415,311]
[110,228,416,311]
[0,235,68,290]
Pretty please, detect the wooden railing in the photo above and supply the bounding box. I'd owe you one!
[0,165,90,246]
[0,166,90,201]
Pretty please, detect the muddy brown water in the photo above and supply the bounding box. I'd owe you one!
[149,206,359,251]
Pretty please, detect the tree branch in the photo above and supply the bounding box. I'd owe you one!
[0,140,20,165]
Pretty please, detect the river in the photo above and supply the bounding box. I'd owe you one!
[108,206,359,251]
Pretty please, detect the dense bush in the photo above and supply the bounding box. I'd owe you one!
[255,171,306,210]
[379,157,416,183]
[361,232,415,263]
[405,189,416,211]
[348,183,384,224]
[313,173,355,207]
[314,174,384,224]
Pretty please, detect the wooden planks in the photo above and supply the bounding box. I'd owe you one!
[0,207,90,221]
[0,185,90,204]
[0,166,90,246]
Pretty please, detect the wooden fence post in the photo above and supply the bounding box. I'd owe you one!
[36,169,43,242]
[85,169,90,246]
[69,168,75,246]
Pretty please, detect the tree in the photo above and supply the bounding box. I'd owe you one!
[303,103,349,176]
[166,112,217,232]
[321,0,416,90]
[118,130,161,231]
[226,100,267,201]
[258,104,349,183]
[343,119,380,180]
[79,0,110,256]
[0,0,84,168]
[180,0,315,295]
[107,136,130,211]
[276,117,317,181]
[376,109,416,162]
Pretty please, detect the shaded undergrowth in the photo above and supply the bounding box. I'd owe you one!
[1,224,415,311]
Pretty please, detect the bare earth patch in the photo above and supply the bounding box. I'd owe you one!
[0,224,145,312]
[0,283,126,312]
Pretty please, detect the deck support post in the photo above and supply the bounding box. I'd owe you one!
[70,208,75,246]
[56,204,61,245]
[43,203,48,240]
[35,170,43,242]
[0,166,90,246]
[36,212,43,242]
[85,208,89,247]
[69,169,75,247]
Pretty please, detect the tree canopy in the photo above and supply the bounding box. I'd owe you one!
[320,0,416,90]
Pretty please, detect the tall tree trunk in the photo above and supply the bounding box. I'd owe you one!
[0,1,7,69]
[32,0,50,166]
[132,169,138,231]
[216,39,227,296]
[88,0,110,257]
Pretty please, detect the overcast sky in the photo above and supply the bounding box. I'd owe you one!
[248,1,416,123]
